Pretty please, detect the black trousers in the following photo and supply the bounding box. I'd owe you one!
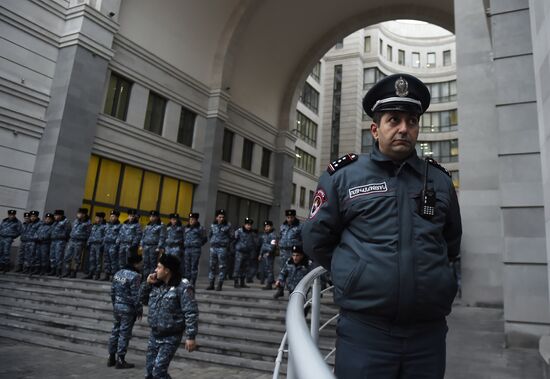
[334,314,447,379]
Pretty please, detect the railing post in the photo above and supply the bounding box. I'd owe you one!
[287,345,296,379]
[310,276,321,345]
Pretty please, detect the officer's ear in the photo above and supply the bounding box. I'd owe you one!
[370,122,379,140]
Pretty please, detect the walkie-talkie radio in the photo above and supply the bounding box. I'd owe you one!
[419,158,436,218]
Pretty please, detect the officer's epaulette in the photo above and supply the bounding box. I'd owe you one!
[426,157,451,177]
[327,153,358,175]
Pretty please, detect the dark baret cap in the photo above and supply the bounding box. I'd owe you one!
[264,220,273,226]
[189,212,199,219]
[29,210,39,217]
[7,210,16,215]
[362,73,430,118]
[292,245,304,254]
[45,213,54,218]
[127,209,138,216]
[77,208,88,214]
[159,253,181,275]
[24,212,30,218]
[244,217,253,225]
[110,210,120,216]
[169,213,180,219]
[215,209,226,216]
[285,209,296,217]
[149,210,160,217]
[96,212,106,218]
[54,209,64,216]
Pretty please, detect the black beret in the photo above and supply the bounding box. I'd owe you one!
[169,213,179,219]
[110,210,120,216]
[292,245,304,254]
[45,213,54,218]
[189,212,199,219]
[54,209,64,216]
[362,73,430,118]
[77,208,88,214]
[215,209,225,216]
[159,253,181,275]
[285,209,296,216]
[149,210,160,217]
[244,217,253,224]
[263,220,273,226]
[96,212,106,218]
[24,212,30,217]
[127,209,138,216]
[29,210,39,217]
[7,210,16,215]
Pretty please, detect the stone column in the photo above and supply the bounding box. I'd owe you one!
[271,130,297,228]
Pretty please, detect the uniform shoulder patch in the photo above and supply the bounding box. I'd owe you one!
[327,153,358,175]
[426,157,451,177]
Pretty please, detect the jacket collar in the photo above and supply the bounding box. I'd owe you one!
[370,142,424,176]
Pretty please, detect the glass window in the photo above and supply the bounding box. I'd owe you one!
[295,147,316,175]
[361,129,374,153]
[450,109,458,125]
[222,129,234,163]
[386,45,393,61]
[177,106,196,147]
[291,183,296,205]
[427,52,436,68]
[450,170,460,188]
[216,191,270,228]
[443,50,451,66]
[95,159,121,204]
[177,181,193,218]
[299,82,320,114]
[398,49,405,65]
[412,52,420,68]
[296,111,318,146]
[159,177,178,215]
[140,172,161,210]
[364,36,371,53]
[311,62,321,82]
[119,165,143,209]
[309,190,315,209]
[379,39,383,55]
[261,148,271,178]
[335,39,343,49]
[416,140,459,163]
[299,187,306,208]
[241,138,254,171]
[331,65,342,161]
[103,72,132,121]
[83,155,100,200]
[144,92,166,135]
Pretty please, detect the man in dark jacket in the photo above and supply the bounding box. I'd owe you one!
[273,245,312,299]
[278,209,302,270]
[0,210,22,273]
[232,218,257,288]
[183,212,207,287]
[303,73,462,379]
[85,212,107,280]
[141,254,198,379]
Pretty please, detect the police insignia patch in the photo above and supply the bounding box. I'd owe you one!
[309,189,327,219]
[395,76,409,97]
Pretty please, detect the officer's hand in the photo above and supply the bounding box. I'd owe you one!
[185,339,196,352]
[275,280,281,287]
[147,273,158,284]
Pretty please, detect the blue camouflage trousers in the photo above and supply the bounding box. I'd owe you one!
[50,240,67,269]
[183,247,201,285]
[64,240,86,272]
[233,251,250,280]
[260,253,275,284]
[88,243,102,274]
[23,242,36,269]
[0,237,14,266]
[142,245,159,278]
[246,250,259,281]
[103,242,118,274]
[17,241,33,267]
[35,242,50,271]
[146,333,182,379]
[279,248,292,270]
[108,310,136,356]
[208,247,227,283]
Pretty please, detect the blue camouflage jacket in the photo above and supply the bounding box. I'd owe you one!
[259,231,278,256]
[104,220,121,244]
[70,217,92,242]
[165,222,184,247]
[184,223,207,249]
[117,219,142,248]
[208,222,232,248]
[35,221,53,243]
[88,221,107,245]
[234,227,257,253]
[111,267,142,315]
[141,221,166,249]
[0,217,22,239]
[278,257,312,292]
[279,220,302,250]
[141,279,198,339]
[50,217,71,241]
[26,220,41,243]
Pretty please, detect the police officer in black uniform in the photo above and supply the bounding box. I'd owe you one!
[303,73,462,379]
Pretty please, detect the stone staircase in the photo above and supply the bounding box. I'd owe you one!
[0,272,338,376]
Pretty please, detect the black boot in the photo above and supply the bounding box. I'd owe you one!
[273,287,284,299]
[115,355,134,369]
[262,283,273,290]
[47,267,56,276]
[101,273,110,281]
[14,264,23,273]
[70,270,77,278]
[84,272,94,279]
[62,268,70,278]
[216,281,223,291]
[107,353,116,367]
[94,272,101,280]
[234,278,240,288]
[240,278,249,288]
[206,280,215,290]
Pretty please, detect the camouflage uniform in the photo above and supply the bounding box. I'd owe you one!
[278,257,313,294]
[87,220,107,276]
[165,222,184,261]
[116,220,142,271]
[183,223,207,286]
[279,220,302,268]
[24,219,41,272]
[208,222,232,286]
[49,217,71,273]
[34,220,53,274]
[233,227,258,281]
[64,216,92,275]
[103,220,121,274]
[0,216,22,270]
[109,267,142,358]
[141,279,198,379]
[15,219,31,269]
[141,221,166,278]
[258,230,278,285]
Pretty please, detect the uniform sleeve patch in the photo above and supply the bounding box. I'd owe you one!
[309,189,328,219]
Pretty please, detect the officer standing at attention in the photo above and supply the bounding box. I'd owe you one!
[165,213,184,262]
[278,209,302,271]
[34,212,54,275]
[102,210,122,281]
[85,212,107,280]
[232,217,257,288]
[141,210,166,278]
[141,254,198,379]
[258,220,278,290]
[0,210,22,273]
[302,73,462,379]
[63,208,92,278]
[108,253,143,369]
[49,209,71,276]
[183,212,207,287]
[207,209,232,291]
[24,210,41,274]
[116,209,142,274]
[14,212,30,272]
